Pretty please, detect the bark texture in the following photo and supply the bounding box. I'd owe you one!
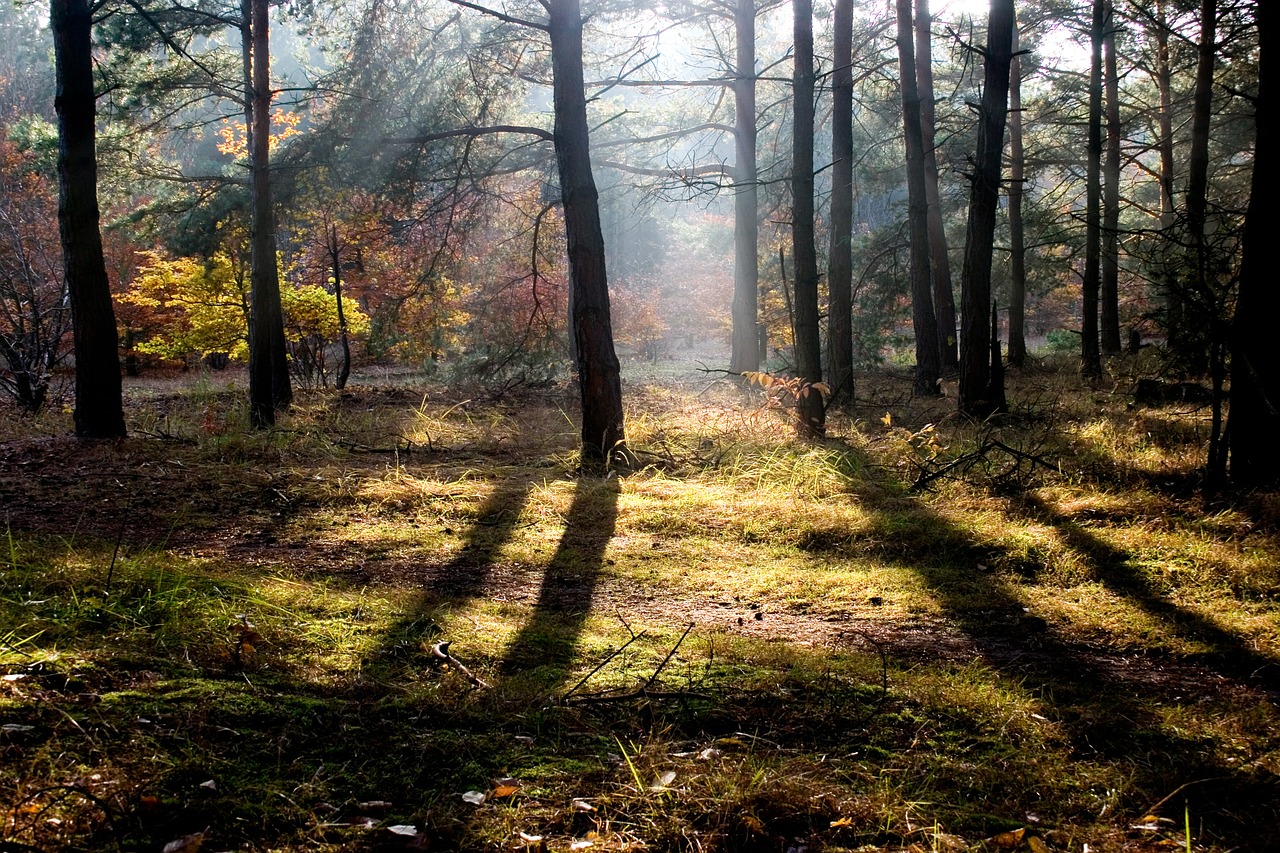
[915,0,957,372]
[1101,2,1122,355]
[1007,17,1027,368]
[896,0,940,397]
[790,0,824,435]
[730,0,761,374]
[827,0,854,404]
[549,0,626,464]
[248,0,291,427]
[52,0,126,438]
[1081,0,1104,379]
[957,0,1014,416]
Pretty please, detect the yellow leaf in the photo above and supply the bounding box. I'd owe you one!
[492,785,519,798]
[829,817,853,828]
[988,828,1025,848]
[881,412,892,426]
[1027,836,1052,853]
[741,815,764,834]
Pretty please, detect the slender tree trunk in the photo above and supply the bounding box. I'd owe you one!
[896,0,940,397]
[1227,0,1277,486]
[957,0,1014,416]
[791,0,824,434]
[1007,16,1027,368]
[248,0,291,427]
[1153,0,1182,352]
[330,225,351,391]
[916,0,957,372]
[1186,0,1216,306]
[1101,1,1123,355]
[827,0,854,404]
[52,0,126,438]
[1081,0,1104,379]
[730,0,761,375]
[549,0,626,465]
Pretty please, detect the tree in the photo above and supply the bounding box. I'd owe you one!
[1080,0,1104,379]
[827,0,854,404]
[957,0,1014,417]
[790,0,823,435]
[247,0,291,427]
[1006,13,1027,368]
[915,0,957,372]
[1100,1,1122,355]
[548,0,627,465]
[1226,0,1275,485]
[896,0,939,398]
[52,0,126,438]
[730,0,762,375]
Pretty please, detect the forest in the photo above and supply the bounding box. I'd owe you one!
[0,0,1275,850]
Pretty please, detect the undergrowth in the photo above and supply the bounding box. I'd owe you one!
[1,359,1278,852]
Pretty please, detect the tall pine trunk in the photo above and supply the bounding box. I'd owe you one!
[549,0,626,465]
[916,0,957,372]
[1081,0,1104,379]
[1007,15,1028,367]
[791,0,824,434]
[330,225,351,391]
[1101,1,1122,355]
[52,0,126,438]
[1186,0,1216,308]
[957,0,1014,417]
[1153,0,1182,355]
[827,0,854,404]
[1227,0,1277,485]
[896,0,940,397]
[730,0,760,374]
[248,0,291,427]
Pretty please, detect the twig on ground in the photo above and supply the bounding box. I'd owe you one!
[432,641,490,689]
[562,629,649,701]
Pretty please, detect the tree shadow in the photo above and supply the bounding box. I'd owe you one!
[364,473,536,666]
[498,475,620,688]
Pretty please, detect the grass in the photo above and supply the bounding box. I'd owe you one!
[1,357,1278,851]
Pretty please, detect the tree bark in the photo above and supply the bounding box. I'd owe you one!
[248,0,291,428]
[730,0,761,375]
[330,225,351,391]
[827,0,854,404]
[1007,15,1027,368]
[791,0,823,434]
[1186,0,1216,299]
[915,0,957,372]
[957,0,1014,416]
[896,0,940,397]
[1227,0,1277,485]
[1081,0,1104,379]
[549,0,626,465]
[1152,0,1183,353]
[52,0,126,438]
[1101,1,1122,355]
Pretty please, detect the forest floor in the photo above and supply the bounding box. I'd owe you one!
[1,354,1278,852]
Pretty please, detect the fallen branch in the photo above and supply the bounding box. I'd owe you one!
[432,641,490,689]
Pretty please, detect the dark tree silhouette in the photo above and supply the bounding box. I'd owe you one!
[52,0,126,438]
[730,0,761,375]
[791,0,824,434]
[827,0,854,404]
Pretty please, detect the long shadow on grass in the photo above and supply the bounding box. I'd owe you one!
[828,473,1279,844]
[366,474,535,665]
[498,475,620,688]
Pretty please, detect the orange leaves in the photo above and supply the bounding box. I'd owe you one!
[216,108,303,159]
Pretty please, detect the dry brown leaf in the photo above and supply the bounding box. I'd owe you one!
[829,817,853,828]
[1027,836,1052,853]
[988,827,1026,849]
[492,785,519,799]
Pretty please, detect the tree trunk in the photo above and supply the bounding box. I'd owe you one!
[248,0,291,428]
[916,0,957,372]
[331,225,351,391]
[52,0,126,439]
[1153,0,1182,353]
[549,0,626,466]
[827,0,854,404]
[791,0,824,434]
[1227,0,1277,486]
[1186,0,1216,303]
[1081,0,1104,379]
[896,0,940,397]
[1101,1,1122,355]
[1007,15,1027,368]
[957,0,1014,416]
[730,0,761,375]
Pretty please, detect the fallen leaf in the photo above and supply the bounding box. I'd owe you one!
[461,790,486,805]
[358,800,393,811]
[741,815,764,834]
[650,770,677,790]
[162,831,204,853]
[387,825,419,836]
[519,831,544,842]
[1027,836,1052,853]
[492,785,519,799]
[569,841,594,850]
[829,817,853,828]
[571,798,596,812]
[698,748,722,760]
[198,780,216,791]
[988,828,1025,848]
